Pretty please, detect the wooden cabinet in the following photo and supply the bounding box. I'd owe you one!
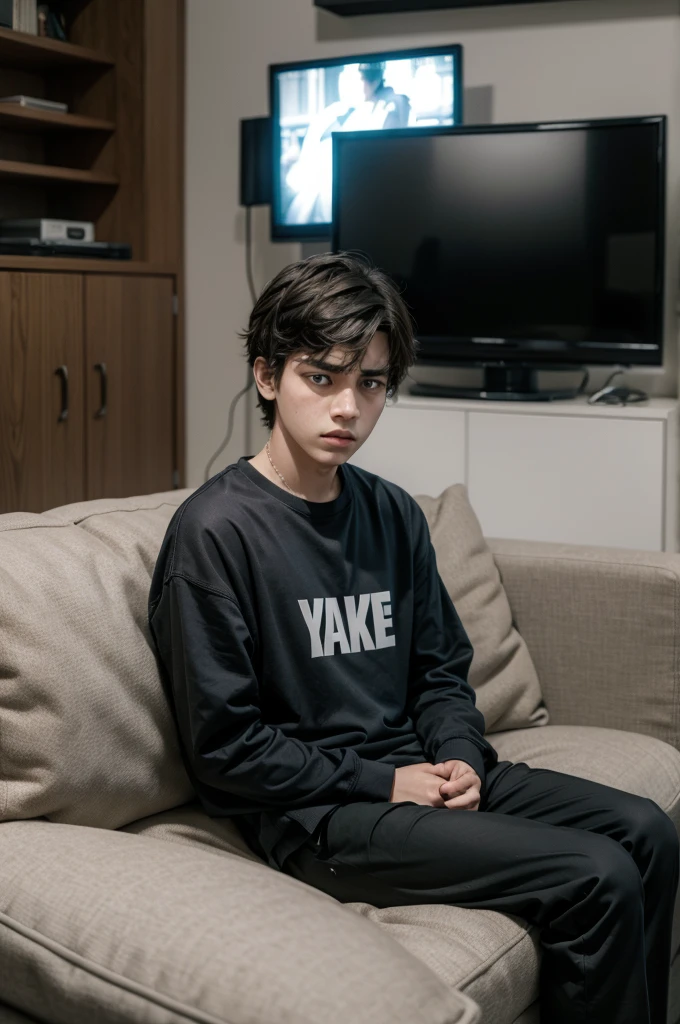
[0,270,176,514]
[85,275,175,500]
[351,394,679,552]
[0,272,84,513]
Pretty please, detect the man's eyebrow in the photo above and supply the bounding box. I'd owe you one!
[296,356,390,377]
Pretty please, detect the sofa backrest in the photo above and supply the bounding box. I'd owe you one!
[0,489,197,829]
[0,478,547,832]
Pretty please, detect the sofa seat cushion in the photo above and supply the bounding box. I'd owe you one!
[488,723,680,818]
[0,1005,42,1023]
[490,724,680,955]
[0,819,481,1024]
[120,804,538,1024]
[344,724,680,1024]
[121,807,541,1023]
[120,724,680,1024]
[347,903,539,1024]
[120,801,264,864]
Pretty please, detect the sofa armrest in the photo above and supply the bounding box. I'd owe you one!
[488,538,680,750]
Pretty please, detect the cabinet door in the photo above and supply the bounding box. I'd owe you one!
[468,411,665,550]
[0,272,84,514]
[350,403,466,496]
[85,275,175,500]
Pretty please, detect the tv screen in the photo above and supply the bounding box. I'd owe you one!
[270,44,463,241]
[333,117,666,368]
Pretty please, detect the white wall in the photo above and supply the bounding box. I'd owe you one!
[185,0,680,487]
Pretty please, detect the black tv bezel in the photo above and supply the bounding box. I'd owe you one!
[332,114,668,369]
[269,42,464,243]
[315,0,583,13]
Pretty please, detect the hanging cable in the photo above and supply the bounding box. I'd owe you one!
[203,206,258,482]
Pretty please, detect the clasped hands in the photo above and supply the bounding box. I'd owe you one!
[390,759,481,811]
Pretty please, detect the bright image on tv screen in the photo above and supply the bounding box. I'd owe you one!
[274,53,458,229]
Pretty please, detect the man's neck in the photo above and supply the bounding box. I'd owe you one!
[248,435,341,503]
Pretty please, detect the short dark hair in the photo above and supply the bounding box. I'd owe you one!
[359,62,385,87]
[240,251,418,432]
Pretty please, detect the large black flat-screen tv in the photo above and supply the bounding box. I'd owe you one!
[270,43,463,241]
[333,116,667,385]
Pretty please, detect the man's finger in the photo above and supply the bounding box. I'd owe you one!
[427,763,452,779]
[444,793,480,810]
[440,776,474,797]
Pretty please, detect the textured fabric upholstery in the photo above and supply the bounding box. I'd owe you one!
[0,819,480,1024]
[0,1005,42,1023]
[0,489,195,828]
[489,537,680,750]
[123,725,680,1024]
[121,801,263,863]
[2,484,680,1024]
[415,485,548,733]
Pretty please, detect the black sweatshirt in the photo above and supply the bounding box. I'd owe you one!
[148,456,498,870]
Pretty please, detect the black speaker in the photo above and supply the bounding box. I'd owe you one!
[240,117,273,207]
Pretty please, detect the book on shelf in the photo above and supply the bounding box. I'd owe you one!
[0,95,68,113]
[0,0,38,34]
[37,2,65,40]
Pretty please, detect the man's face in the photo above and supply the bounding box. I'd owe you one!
[271,330,391,465]
[361,74,379,100]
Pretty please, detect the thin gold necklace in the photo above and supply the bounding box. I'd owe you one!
[265,437,305,498]
[265,436,340,501]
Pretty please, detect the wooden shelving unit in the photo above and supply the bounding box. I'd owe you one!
[0,256,175,274]
[0,0,186,514]
[0,158,118,185]
[0,12,120,207]
[0,25,113,68]
[0,103,115,132]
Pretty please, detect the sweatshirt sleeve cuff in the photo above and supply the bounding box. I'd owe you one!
[434,739,486,786]
[353,757,396,802]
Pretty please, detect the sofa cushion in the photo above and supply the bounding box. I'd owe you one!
[121,801,263,863]
[414,484,548,733]
[0,1006,42,1023]
[350,902,540,1024]
[490,724,680,954]
[0,488,197,829]
[120,723,680,1024]
[0,819,480,1024]
[345,725,680,1024]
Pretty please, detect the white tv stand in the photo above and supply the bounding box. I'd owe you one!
[350,394,678,552]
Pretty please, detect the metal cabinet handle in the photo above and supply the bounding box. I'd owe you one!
[54,364,68,422]
[94,362,107,418]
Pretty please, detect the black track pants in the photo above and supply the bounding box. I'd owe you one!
[283,759,679,1024]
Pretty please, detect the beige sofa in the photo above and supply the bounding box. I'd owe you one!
[1,483,679,1024]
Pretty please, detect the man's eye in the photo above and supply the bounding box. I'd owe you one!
[363,379,386,390]
[309,374,331,385]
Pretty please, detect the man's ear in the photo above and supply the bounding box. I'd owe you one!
[252,356,276,401]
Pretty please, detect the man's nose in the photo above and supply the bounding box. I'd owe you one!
[332,387,359,418]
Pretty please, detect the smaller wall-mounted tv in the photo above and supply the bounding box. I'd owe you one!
[269,43,463,241]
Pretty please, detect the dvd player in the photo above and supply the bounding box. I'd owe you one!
[0,238,132,259]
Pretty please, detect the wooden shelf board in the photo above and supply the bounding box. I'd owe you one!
[0,102,115,132]
[0,256,176,274]
[0,26,114,69]
[0,158,118,185]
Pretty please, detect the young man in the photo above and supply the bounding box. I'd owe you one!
[148,251,678,1024]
